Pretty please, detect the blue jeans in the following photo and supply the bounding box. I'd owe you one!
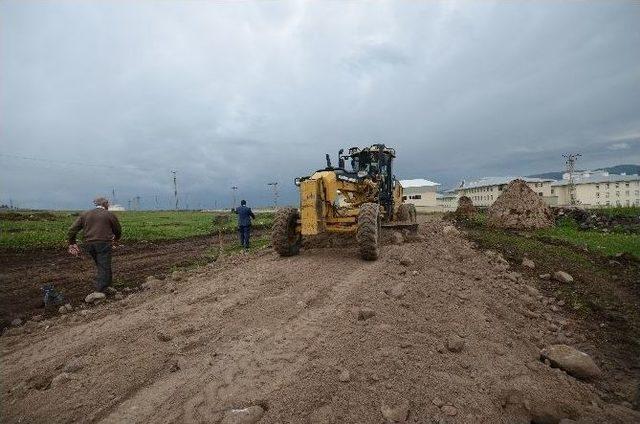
[84,241,112,292]
[238,225,251,249]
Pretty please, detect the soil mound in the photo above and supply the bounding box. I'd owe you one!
[487,179,554,230]
[454,196,477,219]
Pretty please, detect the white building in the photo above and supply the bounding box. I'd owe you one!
[400,179,440,211]
[551,171,640,207]
[455,176,556,207]
[435,191,459,211]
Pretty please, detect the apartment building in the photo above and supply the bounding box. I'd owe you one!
[400,179,440,211]
[551,171,640,207]
[435,191,459,211]
[455,176,555,207]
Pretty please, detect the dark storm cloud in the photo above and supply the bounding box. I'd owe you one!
[1,1,639,209]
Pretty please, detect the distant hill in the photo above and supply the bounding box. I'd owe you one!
[528,164,640,180]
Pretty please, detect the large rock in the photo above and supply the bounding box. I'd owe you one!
[380,400,410,422]
[357,308,376,321]
[84,292,106,303]
[522,258,535,269]
[540,344,601,379]
[446,335,465,353]
[553,271,574,283]
[220,405,264,424]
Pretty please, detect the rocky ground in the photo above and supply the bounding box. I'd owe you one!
[1,220,639,423]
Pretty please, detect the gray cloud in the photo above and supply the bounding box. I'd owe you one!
[1,1,639,209]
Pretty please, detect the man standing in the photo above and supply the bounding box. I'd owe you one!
[232,199,256,250]
[68,197,122,293]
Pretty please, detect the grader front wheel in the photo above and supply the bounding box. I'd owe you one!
[357,203,380,261]
[272,208,301,257]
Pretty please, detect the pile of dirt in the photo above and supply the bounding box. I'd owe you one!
[488,179,554,230]
[454,196,477,219]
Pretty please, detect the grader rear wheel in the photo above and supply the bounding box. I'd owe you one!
[397,203,417,223]
[357,203,380,261]
[272,208,301,257]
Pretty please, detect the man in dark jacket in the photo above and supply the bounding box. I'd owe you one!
[67,197,122,293]
[232,199,256,250]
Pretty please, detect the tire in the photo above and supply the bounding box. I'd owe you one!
[398,203,417,223]
[272,208,301,257]
[357,203,380,261]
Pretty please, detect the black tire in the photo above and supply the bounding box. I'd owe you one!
[397,203,411,221]
[272,208,301,257]
[357,203,380,261]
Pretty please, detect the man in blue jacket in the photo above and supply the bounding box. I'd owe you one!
[232,200,256,250]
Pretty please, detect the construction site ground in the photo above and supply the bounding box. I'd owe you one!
[2,218,639,423]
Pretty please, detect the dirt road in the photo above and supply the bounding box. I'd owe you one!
[2,221,638,423]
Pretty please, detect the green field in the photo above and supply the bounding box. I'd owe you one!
[0,210,274,250]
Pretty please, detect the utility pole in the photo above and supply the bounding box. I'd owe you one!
[134,196,141,210]
[267,182,278,209]
[127,199,131,210]
[112,188,116,204]
[231,186,238,208]
[172,170,179,210]
[563,153,582,206]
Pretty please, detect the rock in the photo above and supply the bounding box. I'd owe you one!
[553,271,574,283]
[63,357,84,373]
[11,318,22,327]
[338,369,351,382]
[384,284,406,299]
[399,256,414,266]
[540,344,601,379]
[31,314,43,322]
[380,400,410,422]
[391,231,404,245]
[171,270,183,281]
[443,225,460,235]
[114,293,124,300]
[79,310,93,316]
[141,276,161,290]
[432,397,444,407]
[27,373,51,390]
[156,331,173,342]
[446,335,465,353]
[441,405,457,416]
[522,258,535,269]
[64,303,73,312]
[309,405,335,424]
[85,292,106,303]
[411,270,418,276]
[220,405,265,424]
[50,372,73,388]
[357,308,376,321]
[539,274,551,280]
[58,305,68,314]
[525,285,540,297]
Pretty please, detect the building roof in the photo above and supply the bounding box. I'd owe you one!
[551,173,639,186]
[400,178,440,188]
[460,176,554,190]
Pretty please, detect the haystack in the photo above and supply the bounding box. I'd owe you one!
[454,196,477,219]
[487,179,554,230]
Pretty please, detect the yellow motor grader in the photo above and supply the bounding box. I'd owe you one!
[272,144,417,260]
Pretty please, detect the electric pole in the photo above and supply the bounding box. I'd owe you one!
[563,153,582,206]
[267,182,278,209]
[112,188,116,204]
[172,170,179,210]
[155,195,159,210]
[231,186,238,208]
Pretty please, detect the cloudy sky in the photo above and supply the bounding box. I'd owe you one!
[1,1,639,210]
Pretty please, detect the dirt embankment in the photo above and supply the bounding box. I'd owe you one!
[0,232,260,329]
[1,221,639,423]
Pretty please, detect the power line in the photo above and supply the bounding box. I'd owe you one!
[0,153,157,172]
[563,153,582,206]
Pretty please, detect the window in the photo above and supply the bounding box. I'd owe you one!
[606,201,610,206]
[625,190,630,196]
[409,195,422,200]
[551,189,555,194]
[606,193,610,198]
[616,183,619,188]
[402,196,407,201]
[595,185,599,190]
[538,193,543,196]
[616,200,621,206]
[606,183,610,188]
[626,200,630,206]
[596,192,600,197]
[635,190,639,196]
[616,191,620,197]
[625,183,629,187]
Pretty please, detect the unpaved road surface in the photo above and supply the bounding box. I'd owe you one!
[2,221,639,423]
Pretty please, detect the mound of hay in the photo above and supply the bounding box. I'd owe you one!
[487,179,554,230]
[454,196,477,219]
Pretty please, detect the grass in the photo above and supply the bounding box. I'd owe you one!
[538,218,640,259]
[592,206,640,218]
[0,210,274,250]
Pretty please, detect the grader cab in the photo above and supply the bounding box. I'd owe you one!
[272,144,417,260]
